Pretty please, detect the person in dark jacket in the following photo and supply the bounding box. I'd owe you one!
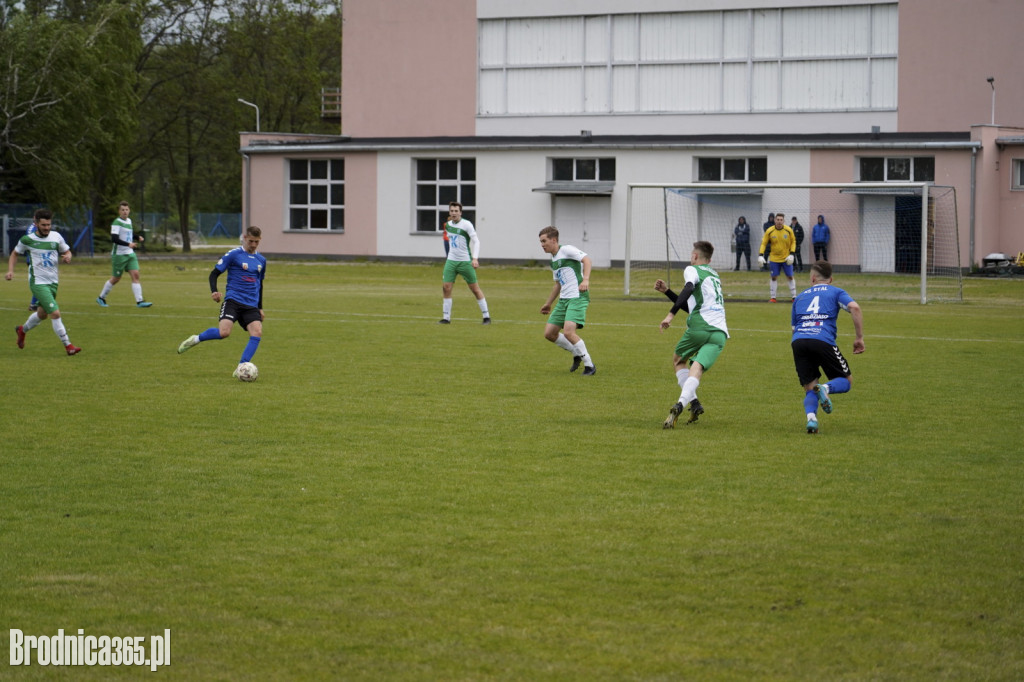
[761,213,775,270]
[790,216,805,272]
[733,216,751,270]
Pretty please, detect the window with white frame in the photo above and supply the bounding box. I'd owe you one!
[479,4,898,116]
[1013,159,1024,190]
[858,156,934,182]
[697,157,767,182]
[552,157,616,182]
[288,159,344,231]
[415,159,476,233]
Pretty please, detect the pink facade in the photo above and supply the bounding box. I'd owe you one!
[974,125,1024,259]
[897,0,1023,133]
[341,0,477,137]
[241,133,379,257]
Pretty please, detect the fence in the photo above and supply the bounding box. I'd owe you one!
[1,205,242,255]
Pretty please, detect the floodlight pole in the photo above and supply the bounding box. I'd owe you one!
[237,98,260,132]
[987,78,995,125]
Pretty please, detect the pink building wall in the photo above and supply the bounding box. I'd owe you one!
[810,148,975,266]
[242,134,379,256]
[341,0,477,137]
[897,0,1024,133]
[974,125,1024,260]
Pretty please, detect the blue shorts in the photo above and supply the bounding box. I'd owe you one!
[769,261,794,278]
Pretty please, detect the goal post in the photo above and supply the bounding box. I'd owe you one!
[625,182,962,303]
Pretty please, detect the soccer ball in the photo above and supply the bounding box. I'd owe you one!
[235,362,258,382]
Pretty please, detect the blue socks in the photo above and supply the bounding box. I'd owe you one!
[195,327,261,363]
[805,377,852,417]
[240,337,261,363]
[824,377,851,394]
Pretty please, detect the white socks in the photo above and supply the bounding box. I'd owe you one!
[99,280,145,302]
[572,339,592,367]
[477,298,489,318]
[20,313,71,346]
[678,370,699,405]
[770,280,778,298]
[555,333,575,352]
[788,279,796,298]
[51,318,70,346]
[441,298,452,320]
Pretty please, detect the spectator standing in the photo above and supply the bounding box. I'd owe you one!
[761,213,775,270]
[790,216,805,272]
[733,216,751,271]
[812,215,831,261]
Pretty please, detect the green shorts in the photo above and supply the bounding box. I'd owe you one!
[443,260,477,284]
[547,294,590,329]
[30,283,59,314]
[674,328,727,370]
[112,253,140,278]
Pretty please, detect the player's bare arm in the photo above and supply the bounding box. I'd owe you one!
[541,282,561,314]
[6,250,18,279]
[579,256,592,292]
[848,302,865,353]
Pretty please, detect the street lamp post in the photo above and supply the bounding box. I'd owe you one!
[987,77,995,125]
[237,98,260,132]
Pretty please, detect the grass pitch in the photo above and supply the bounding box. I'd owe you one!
[1,257,1022,680]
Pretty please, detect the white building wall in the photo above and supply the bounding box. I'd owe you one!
[374,146,812,263]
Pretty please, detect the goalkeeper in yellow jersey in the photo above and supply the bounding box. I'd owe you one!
[758,212,797,302]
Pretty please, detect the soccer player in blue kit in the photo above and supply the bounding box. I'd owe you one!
[177,226,266,377]
[791,260,865,434]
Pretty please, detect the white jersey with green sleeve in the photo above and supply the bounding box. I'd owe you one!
[550,245,588,299]
[683,264,729,336]
[14,231,70,285]
[444,219,479,262]
[111,217,134,255]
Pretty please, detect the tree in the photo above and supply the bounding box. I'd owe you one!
[222,0,341,133]
[135,0,226,251]
[0,2,139,214]
[1,0,343,248]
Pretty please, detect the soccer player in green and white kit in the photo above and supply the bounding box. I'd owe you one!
[5,208,81,355]
[539,226,596,375]
[657,240,728,427]
[96,201,152,308]
[439,202,490,324]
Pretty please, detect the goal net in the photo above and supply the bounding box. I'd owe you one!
[625,183,962,303]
